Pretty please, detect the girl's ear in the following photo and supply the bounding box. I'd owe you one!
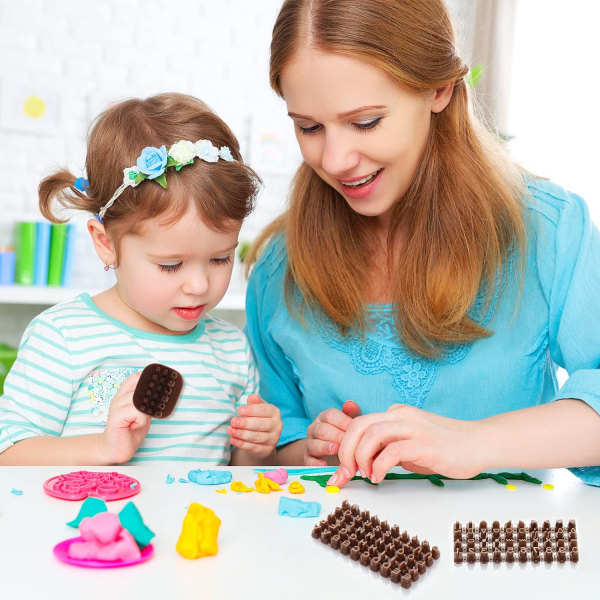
[431,81,454,114]
[87,218,117,265]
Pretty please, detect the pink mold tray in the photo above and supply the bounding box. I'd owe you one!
[43,470,141,501]
[53,537,153,568]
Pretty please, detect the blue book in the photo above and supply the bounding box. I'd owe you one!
[34,221,51,286]
[61,224,77,287]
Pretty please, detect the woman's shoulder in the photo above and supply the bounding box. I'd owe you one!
[249,233,288,283]
[525,177,590,229]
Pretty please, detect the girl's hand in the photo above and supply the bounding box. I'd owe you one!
[304,400,362,466]
[228,395,282,459]
[101,372,151,464]
[328,404,483,488]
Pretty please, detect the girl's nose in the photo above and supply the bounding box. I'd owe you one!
[182,270,209,296]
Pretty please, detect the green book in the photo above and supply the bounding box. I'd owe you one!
[47,223,68,286]
[14,221,36,285]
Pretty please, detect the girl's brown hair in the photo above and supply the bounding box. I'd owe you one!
[251,0,527,358]
[39,93,260,258]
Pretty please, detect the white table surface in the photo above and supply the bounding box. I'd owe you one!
[0,466,596,599]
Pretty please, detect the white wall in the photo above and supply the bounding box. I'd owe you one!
[507,0,600,222]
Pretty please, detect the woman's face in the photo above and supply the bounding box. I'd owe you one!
[280,48,448,227]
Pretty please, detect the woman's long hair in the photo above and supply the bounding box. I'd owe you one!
[250,0,526,358]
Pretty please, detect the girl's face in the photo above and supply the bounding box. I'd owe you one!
[111,204,239,335]
[280,48,450,228]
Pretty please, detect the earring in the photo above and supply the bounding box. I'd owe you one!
[104,262,115,271]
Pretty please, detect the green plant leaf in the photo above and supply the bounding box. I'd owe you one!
[133,173,148,185]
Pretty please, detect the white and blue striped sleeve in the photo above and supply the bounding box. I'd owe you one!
[0,313,74,452]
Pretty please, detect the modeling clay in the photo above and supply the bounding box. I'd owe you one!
[67,497,108,528]
[231,481,253,493]
[119,501,155,547]
[543,483,554,490]
[43,470,141,501]
[302,470,543,489]
[254,472,281,493]
[10,488,23,495]
[132,363,183,418]
[216,489,226,494]
[453,518,578,564]
[279,497,321,518]
[505,484,517,490]
[69,513,142,562]
[288,481,305,494]
[313,500,440,589]
[264,468,289,485]
[166,474,175,484]
[325,485,340,493]
[176,503,221,559]
[188,469,233,485]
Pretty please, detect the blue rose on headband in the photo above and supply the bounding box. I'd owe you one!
[137,145,168,179]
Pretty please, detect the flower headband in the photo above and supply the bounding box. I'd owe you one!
[97,139,234,222]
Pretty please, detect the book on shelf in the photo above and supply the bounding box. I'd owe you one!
[10,221,75,288]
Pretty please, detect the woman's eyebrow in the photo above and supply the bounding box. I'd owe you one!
[288,105,387,120]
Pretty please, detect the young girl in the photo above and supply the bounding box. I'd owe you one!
[245,0,600,486]
[0,93,282,466]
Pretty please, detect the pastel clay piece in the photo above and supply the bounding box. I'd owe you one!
[288,481,305,494]
[188,469,233,485]
[254,473,281,494]
[67,497,108,528]
[325,485,340,493]
[43,470,141,501]
[231,481,253,493]
[176,503,221,559]
[264,468,289,485]
[132,363,183,419]
[65,512,142,564]
[279,496,321,518]
[118,501,155,547]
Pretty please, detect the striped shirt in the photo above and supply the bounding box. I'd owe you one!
[0,293,258,464]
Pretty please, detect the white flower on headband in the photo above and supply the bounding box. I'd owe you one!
[123,167,140,187]
[219,146,234,162]
[195,139,219,163]
[169,140,196,166]
[98,138,237,221]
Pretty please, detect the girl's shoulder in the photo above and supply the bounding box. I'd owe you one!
[203,313,249,347]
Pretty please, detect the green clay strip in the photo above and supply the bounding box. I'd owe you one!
[300,470,543,488]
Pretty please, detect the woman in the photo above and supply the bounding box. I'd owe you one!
[243,0,600,487]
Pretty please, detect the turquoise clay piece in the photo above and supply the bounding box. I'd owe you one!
[278,497,321,518]
[118,501,155,547]
[66,497,108,528]
[188,469,233,485]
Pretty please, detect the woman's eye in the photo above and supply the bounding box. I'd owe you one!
[159,263,182,273]
[297,123,322,135]
[211,256,232,265]
[353,117,383,132]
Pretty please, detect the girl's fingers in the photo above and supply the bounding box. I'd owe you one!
[342,400,362,418]
[306,437,339,458]
[228,425,275,445]
[231,416,278,433]
[310,421,346,445]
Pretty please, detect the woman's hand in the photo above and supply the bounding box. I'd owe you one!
[229,395,282,459]
[304,400,362,466]
[101,372,152,464]
[328,404,483,487]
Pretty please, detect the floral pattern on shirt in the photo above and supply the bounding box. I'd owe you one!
[88,368,135,424]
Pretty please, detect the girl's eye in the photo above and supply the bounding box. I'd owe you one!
[211,256,232,265]
[353,117,383,132]
[159,263,182,273]
[297,123,322,135]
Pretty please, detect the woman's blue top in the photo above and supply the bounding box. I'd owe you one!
[245,179,600,485]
